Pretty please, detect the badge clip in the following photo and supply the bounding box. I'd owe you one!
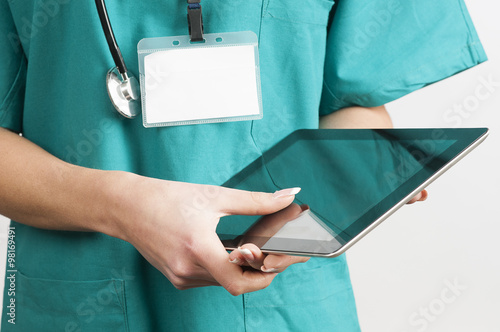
[187,0,204,42]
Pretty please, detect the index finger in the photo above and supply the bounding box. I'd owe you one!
[213,187,300,217]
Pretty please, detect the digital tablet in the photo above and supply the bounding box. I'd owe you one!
[217,128,489,257]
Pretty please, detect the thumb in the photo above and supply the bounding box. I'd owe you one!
[215,187,301,217]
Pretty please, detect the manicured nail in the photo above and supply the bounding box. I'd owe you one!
[273,187,301,199]
[261,266,279,273]
[229,257,241,264]
[238,247,254,262]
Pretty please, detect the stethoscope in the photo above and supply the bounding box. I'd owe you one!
[95,0,141,118]
[95,0,204,119]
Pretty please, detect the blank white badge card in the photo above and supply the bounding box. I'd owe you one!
[138,31,263,127]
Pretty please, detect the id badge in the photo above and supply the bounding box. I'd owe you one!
[138,31,263,127]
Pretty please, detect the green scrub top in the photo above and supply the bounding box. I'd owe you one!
[0,0,486,331]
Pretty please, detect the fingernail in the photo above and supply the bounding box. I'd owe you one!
[273,187,301,199]
[229,257,241,264]
[238,247,254,262]
[261,266,279,273]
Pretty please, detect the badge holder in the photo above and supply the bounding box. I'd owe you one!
[138,2,263,127]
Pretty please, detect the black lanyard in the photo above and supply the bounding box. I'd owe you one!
[187,1,204,42]
[95,0,205,77]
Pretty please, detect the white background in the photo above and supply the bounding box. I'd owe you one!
[347,0,500,331]
[0,0,498,330]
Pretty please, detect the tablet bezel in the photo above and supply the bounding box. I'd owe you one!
[219,128,489,257]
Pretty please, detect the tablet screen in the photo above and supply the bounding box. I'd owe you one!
[217,128,487,255]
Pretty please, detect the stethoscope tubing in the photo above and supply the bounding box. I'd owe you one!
[95,0,128,75]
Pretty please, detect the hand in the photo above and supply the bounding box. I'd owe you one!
[228,203,310,273]
[114,174,304,296]
[407,189,428,204]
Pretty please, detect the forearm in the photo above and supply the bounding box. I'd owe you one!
[0,105,390,236]
[319,105,393,129]
[0,127,127,238]
[319,106,428,203]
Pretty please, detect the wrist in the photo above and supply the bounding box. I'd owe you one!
[97,170,143,241]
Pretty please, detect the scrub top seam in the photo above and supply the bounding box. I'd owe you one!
[248,0,267,160]
[249,120,283,191]
[321,80,344,113]
[457,0,486,61]
[366,47,484,98]
[265,12,330,27]
[0,58,25,124]
[242,293,248,332]
[258,0,266,46]
[243,289,351,309]
[329,45,487,111]
[112,280,130,332]
[261,0,270,21]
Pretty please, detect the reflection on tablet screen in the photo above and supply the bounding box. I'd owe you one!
[218,128,488,256]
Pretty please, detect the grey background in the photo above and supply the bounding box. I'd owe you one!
[348,0,500,330]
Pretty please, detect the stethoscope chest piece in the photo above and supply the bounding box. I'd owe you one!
[106,67,141,118]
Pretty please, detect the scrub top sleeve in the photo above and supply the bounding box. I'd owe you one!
[0,0,27,133]
[319,0,487,116]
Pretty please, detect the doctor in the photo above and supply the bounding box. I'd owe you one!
[0,0,485,330]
